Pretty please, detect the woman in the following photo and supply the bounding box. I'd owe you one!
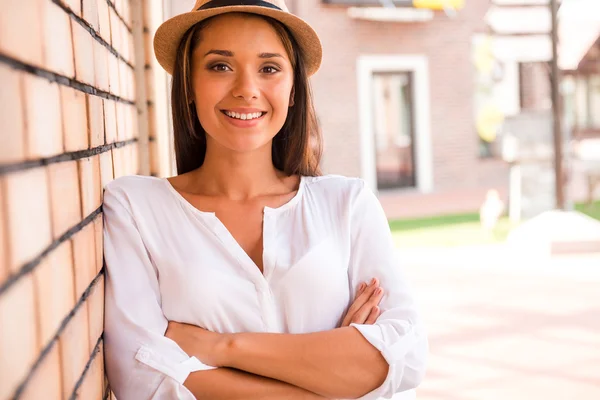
[103,1,428,399]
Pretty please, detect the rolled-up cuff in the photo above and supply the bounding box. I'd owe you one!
[135,345,217,384]
[350,322,419,364]
[350,322,424,399]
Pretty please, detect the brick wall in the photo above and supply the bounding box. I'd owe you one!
[299,0,509,195]
[0,0,142,398]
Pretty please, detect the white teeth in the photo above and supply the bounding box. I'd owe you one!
[225,111,263,120]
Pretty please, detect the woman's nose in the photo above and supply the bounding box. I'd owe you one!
[231,70,260,102]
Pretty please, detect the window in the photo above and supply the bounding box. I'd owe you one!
[372,72,416,189]
[574,74,600,129]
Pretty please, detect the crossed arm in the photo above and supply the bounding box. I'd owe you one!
[168,280,388,400]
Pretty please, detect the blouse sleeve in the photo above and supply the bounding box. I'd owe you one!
[347,181,428,399]
[102,182,215,399]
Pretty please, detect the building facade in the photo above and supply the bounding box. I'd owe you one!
[293,0,511,218]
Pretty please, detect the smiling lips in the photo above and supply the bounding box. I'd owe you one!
[220,108,267,127]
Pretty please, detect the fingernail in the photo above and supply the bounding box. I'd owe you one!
[370,278,377,285]
[376,288,383,295]
[359,283,366,291]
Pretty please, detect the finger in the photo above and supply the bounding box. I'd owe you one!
[358,277,377,294]
[342,279,380,327]
[346,279,379,319]
[365,306,380,325]
[351,287,384,324]
[356,282,367,295]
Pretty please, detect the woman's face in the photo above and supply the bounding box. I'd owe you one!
[191,13,294,155]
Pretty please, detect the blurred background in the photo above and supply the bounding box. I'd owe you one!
[0,0,598,399]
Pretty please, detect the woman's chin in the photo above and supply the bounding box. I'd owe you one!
[220,137,273,154]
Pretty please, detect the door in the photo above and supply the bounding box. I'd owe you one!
[372,72,417,189]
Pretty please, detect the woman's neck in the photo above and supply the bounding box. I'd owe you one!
[191,145,290,201]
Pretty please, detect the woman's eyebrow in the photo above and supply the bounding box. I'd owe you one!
[203,49,283,59]
[258,52,283,59]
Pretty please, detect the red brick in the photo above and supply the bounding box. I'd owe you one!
[23,75,63,159]
[60,86,89,152]
[59,303,90,398]
[77,341,104,400]
[100,149,115,189]
[48,161,82,239]
[145,67,155,102]
[20,341,62,400]
[144,30,153,66]
[147,102,156,140]
[87,95,105,148]
[83,0,100,33]
[104,99,118,144]
[111,147,123,179]
[126,143,139,176]
[118,61,127,101]
[0,275,39,399]
[33,240,75,347]
[87,274,104,350]
[116,102,126,141]
[109,7,121,59]
[108,52,121,97]
[122,0,131,27]
[119,60,133,101]
[0,0,44,67]
[63,0,81,16]
[98,0,111,43]
[93,215,104,274]
[0,182,7,286]
[72,222,96,302]
[0,64,26,164]
[72,21,95,86]
[43,1,75,77]
[94,41,110,92]
[114,0,124,23]
[131,104,139,139]
[122,103,132,141]
[121,23,132,65]
[79,155,102,218]
[4,169,52,273]
[124,62,135,101]
[150,140,160,176]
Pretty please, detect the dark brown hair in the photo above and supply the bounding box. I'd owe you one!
[170,13,322,176]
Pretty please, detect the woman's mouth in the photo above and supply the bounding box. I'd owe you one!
[220,110,267,128]
[221,110,267,121]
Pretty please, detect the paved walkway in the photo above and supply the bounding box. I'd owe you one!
[399,247,600,400]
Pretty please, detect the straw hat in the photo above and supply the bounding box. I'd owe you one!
[153,0,323,76]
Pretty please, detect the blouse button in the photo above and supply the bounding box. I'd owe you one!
[138,349,150,362]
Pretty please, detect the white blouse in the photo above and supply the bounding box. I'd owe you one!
[103,174,428,400]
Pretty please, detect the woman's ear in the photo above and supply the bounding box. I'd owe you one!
[289,86,295,107]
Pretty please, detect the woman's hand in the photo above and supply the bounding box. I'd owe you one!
[340,278,384,327]
[165,321,232,367]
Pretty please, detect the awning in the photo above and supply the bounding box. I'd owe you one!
[412,0,464,10]
[324,0,465,10]
[483,0,600,70]
[340,0,465,21]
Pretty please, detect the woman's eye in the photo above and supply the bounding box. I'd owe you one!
[262,66,279,74]
[210,64,231,72]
